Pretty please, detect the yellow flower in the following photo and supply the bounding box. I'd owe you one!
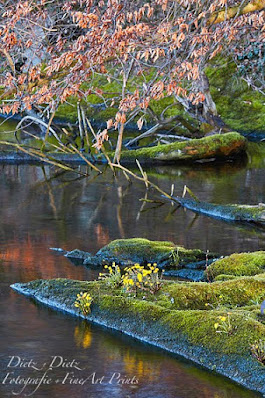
[137,273,143,283]
[214,323,219,329]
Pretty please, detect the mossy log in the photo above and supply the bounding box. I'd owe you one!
[11,275,265,395]
[172,197,265,225]
[62,238,217,279]
[0,132,246,165]
[119,132,246,164]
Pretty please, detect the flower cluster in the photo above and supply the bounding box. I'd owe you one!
[214,313,233,334]
[99,262,122,288]
[250,340,265,365]
[122,263,163,295]
[74,292,93,316]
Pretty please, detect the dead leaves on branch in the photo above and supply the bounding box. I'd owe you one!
[0,0,264,122]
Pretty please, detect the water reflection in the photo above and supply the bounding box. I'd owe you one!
[0,157,264,397]
[74,322,93,349]
[1,160,264,256]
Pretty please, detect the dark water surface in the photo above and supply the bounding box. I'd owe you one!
[0,148,265,397]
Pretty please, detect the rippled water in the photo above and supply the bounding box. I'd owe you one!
[0,144,264,397]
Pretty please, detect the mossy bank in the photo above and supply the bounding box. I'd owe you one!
[11,273,265,396]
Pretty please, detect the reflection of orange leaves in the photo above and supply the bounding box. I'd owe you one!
[94,224,109,247]
[0,235,88,281]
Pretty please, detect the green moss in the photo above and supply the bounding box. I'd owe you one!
[205,58,265,132]
[160,275,265,309]
[98,238,175,263]
[94,238,212,268]
[228,203,265,218]
[17,275,265,357]
[119,132,246,162]
[163,309,265,354]
[208,252,265,279]
[246,142,265,169]
[55,59,265,134]
[56,99,78,122]
[95,107,117,120]
[214,274,238,282]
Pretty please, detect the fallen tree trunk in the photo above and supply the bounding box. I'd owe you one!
[120,132,246,164]
[171,196,265,225]
[0,132,247,166]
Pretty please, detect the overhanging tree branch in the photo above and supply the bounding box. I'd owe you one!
[208,0,265,24]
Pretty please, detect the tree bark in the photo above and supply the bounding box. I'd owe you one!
[113,122,125,163]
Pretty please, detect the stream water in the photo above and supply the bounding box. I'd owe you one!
[0,139,265,397]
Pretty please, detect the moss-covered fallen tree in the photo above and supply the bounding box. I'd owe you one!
[171,196,265,226]
[11,272,265,395]
[119,132,246,164]
[0,132,246,166]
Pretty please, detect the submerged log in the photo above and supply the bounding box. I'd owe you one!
[171,196,265,225]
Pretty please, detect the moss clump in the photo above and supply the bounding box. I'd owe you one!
[158,275,265,310]
[208,252,265,279]
[93,238,211,269]
[118,132,246,163]
[213,274,238,282]
[97,238,175,264]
